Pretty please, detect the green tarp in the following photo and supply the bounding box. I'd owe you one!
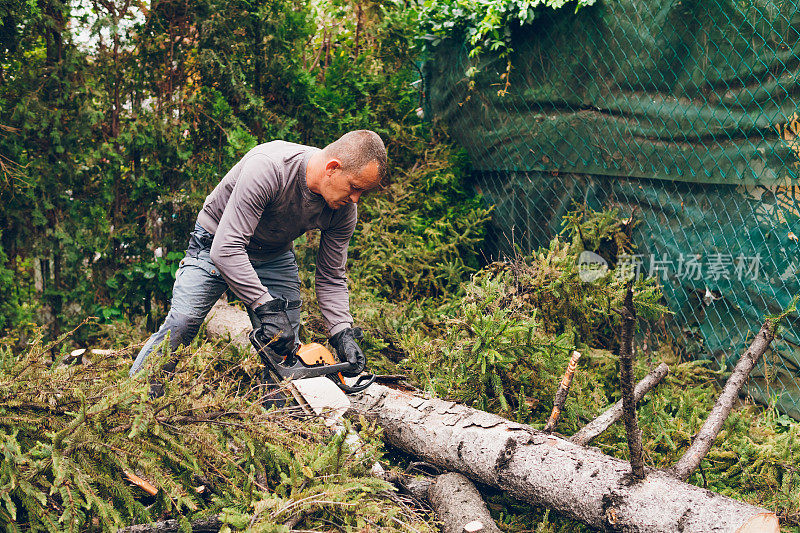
[425,0,800,417]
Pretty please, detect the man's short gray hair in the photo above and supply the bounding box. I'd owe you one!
[323,130,387,180]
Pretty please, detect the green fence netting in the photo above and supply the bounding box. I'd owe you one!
[424,0,800,418]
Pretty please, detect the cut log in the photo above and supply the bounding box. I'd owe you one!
[376,464,435,503]
[428,473,501,533]
[350,384,779,532]
[570,363,669,446]
[204,297,252,347]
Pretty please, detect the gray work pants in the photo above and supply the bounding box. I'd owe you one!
[130,223,301,377]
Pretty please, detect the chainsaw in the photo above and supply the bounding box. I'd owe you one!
[249,328,376,393]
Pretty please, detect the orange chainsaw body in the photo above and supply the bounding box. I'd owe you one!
[296,342,338,366]
[249,329,375,393]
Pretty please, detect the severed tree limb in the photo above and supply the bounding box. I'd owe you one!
[619,284,645,480]
[670,319,777,482]
[379,468,503,532]
[570,362,669,446]
[404,476,435,503]
[374,465,434,504]
[543,350,581,433]
[117,516,222,533]
[377,465,502,532]
[428,473,501,533]
[284,511,306,529]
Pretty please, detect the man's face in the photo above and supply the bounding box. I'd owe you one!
[320,160,381,209]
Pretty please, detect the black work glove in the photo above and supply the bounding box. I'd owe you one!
[329,327,366,377]
[252,298,295,358]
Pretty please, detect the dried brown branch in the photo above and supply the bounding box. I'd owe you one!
[543,350,581,433]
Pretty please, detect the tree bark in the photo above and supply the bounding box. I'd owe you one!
[670,320,776,482]
[204,296,252,347]
[570,363,669,446]
[350,384,778,533]
[428,473,501,533]
[117,516,222,533]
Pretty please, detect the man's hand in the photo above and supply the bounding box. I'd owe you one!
[330,327,366,377]
[252,299,295,358]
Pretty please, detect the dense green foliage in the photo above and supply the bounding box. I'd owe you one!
[350,141,490,300]
[0,331,434,531]
[344,207,800,531]
[393,216,667,415]
[297,198,800,530]
[0,237,27,331]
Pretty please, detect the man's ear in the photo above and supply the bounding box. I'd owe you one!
[324,159,342,176]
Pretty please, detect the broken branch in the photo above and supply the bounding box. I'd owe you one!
[570,362,669,446]
[543,350,581,433]
[619,283,644,479]
[428,473,501,533]
[670,319,777,481]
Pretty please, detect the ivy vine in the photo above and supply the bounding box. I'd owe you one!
[418,0,598,91]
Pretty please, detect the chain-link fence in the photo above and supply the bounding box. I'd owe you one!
[425,0,800,418]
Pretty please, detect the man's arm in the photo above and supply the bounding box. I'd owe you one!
[210,155,279,308]
[316,205,358,335]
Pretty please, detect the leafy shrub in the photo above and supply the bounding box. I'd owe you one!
[102,251,185,322]
[0,0,425,335]
[495,206,668,349]
[349,139,491,301]
[0,234,35,335]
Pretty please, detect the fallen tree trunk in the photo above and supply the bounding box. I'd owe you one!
[350,384,778,532]
[428,473,502,533]
[203,300,778,532]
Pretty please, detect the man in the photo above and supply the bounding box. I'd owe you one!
[130,130,386,390]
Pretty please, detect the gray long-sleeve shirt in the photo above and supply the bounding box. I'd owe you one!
[197,141,356,334]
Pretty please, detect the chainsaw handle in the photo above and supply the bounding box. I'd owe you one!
[336,373,376,394]
[250,329,287,362]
